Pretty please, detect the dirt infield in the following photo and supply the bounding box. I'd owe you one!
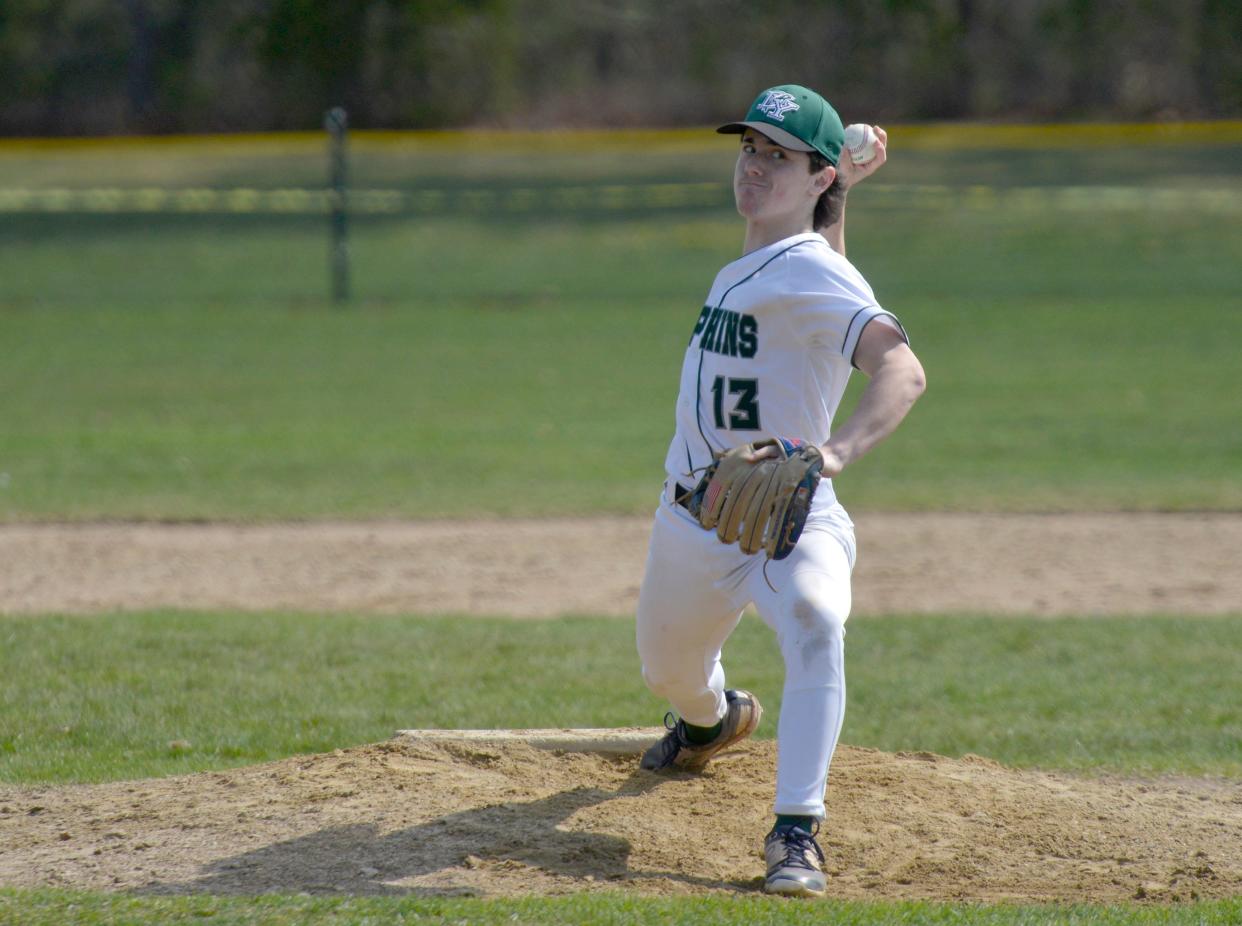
[3,512,1241,617]
[2,513,1240,902]
[2,738,1239,902]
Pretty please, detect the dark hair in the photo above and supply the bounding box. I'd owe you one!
[808,151,846,230]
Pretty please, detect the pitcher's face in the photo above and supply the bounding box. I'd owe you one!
[733,131,832,225]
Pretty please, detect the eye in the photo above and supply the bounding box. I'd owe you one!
[742,143,756,153]
[770,150,785,160]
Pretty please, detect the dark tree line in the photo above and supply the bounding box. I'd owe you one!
[2,0,1239,136]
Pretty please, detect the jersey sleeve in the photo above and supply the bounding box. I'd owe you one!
[781,246,908,366]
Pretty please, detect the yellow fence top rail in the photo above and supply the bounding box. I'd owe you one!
[1,121,1240,156]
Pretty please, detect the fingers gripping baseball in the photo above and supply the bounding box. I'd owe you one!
[837,125,887,188]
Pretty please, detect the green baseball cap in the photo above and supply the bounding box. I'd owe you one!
[717,84,845,166]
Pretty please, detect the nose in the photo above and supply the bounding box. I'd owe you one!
[743,154,764,176]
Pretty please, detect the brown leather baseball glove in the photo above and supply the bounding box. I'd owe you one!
[687,438,824,560]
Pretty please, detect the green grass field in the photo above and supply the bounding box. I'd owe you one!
[1,128,1239,923]
[2,130,1241,519]
[3,889,1241,926]
[3,613,1240,784]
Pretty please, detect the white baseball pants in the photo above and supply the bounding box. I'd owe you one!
[635,487,856,819]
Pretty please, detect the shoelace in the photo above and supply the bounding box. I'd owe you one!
[773,824,825,870]
[652,711,693,764]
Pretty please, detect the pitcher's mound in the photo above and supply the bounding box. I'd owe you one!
[1,737,1239,901]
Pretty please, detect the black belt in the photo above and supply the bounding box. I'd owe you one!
[673,482,694,512]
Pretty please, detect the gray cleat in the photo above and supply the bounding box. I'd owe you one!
[763,823,827,897]
[639,689,763,772]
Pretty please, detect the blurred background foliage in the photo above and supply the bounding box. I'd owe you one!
[2,0,1240,136]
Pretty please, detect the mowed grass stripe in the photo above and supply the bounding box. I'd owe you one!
[6,183,1242,215]
[1,613,1239,785]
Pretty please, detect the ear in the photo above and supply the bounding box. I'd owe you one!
[813,165,836,194]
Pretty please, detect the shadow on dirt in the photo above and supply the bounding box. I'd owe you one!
[140,768,751,896]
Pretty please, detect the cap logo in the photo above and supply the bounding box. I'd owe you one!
[755,90,799,122]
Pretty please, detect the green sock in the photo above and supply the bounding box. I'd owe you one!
[682,719,722,744]
[775,814,815,832]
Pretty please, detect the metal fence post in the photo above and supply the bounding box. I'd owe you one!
[325,106,349,305]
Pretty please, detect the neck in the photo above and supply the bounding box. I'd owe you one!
[742,214,816,255]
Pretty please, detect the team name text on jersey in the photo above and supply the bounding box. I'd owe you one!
[689,306,758,358]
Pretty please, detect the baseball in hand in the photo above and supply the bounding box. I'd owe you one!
[843,124,878,165]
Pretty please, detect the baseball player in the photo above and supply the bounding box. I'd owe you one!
[635,85,926,896]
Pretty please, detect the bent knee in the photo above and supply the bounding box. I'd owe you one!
[778,591,848,681]
[640,658,699,702]
[786,590,848,641]
[641,664,675,699]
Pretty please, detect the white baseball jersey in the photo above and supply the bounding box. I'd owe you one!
[663,231,906,504]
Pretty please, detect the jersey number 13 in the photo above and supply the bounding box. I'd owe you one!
[710,376,760,430]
